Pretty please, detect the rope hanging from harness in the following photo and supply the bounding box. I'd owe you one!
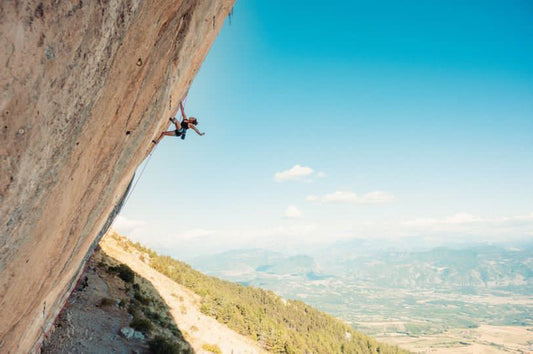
[122,145,157,207]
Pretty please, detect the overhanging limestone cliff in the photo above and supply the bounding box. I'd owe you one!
[0,0,234,352]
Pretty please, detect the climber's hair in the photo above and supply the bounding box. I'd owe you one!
[190,117,198,125]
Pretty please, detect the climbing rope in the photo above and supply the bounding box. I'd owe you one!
[124,93,187,206]
[122,144,157,207]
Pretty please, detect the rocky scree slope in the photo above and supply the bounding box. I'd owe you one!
[0,0,234,352]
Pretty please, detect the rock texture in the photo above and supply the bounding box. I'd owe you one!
[0,1,234,352]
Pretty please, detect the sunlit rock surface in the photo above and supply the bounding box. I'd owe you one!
[0,1,233,351]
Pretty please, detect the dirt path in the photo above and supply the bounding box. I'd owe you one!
[100,237,267,354]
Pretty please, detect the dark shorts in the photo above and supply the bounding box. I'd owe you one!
[175,128,186,140]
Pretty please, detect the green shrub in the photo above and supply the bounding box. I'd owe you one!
[117,264,135,283]
[202,343,222,354]
[130,316,153,334]
[148,335,182,354]
[134,290,150,305]
[99,297,115,307]
[127,303,137,316]
[108,264,135,283]
[179,305,187,315]
[167,322,182,337]
[144,308,162,322]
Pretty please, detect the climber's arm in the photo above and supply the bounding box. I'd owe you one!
[190,125,205,136]
[179,102,187,120]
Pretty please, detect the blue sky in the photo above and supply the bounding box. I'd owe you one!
[115,0,533,258]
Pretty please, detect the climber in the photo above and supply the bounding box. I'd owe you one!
[152,102,205,144]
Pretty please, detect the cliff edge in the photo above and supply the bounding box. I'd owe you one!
[0,1,234,352]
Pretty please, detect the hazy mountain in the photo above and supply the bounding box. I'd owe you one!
[193,249,284,277]
[193,249,328,283]
[318,243,533,293]
[189,240,533,336]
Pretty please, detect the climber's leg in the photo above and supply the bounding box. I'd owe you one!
[170,117,182,130]
[152,131,175,144]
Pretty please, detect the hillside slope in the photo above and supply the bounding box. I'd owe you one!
[103,232,408,354]
[43,248,193,353]
[0,1,234,352]
[101,233,267,353]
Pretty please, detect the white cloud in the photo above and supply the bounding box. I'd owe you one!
[274,165,314,182]
[317,171,327,178]
[308,190,396,204]
[285,205,302,218]
[112,215,147,235]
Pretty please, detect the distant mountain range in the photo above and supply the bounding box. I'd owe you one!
[193,241,532,292]
[320,243,533,292]
[190,240,533,335]
[194,250,328,282]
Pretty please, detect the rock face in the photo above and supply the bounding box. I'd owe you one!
[0,1,234,352]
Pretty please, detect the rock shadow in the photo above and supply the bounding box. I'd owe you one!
[41,247,193,353]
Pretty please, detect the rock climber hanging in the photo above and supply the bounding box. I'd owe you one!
[152,102,205,144]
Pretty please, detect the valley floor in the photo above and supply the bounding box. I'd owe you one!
[374,325,533,353]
